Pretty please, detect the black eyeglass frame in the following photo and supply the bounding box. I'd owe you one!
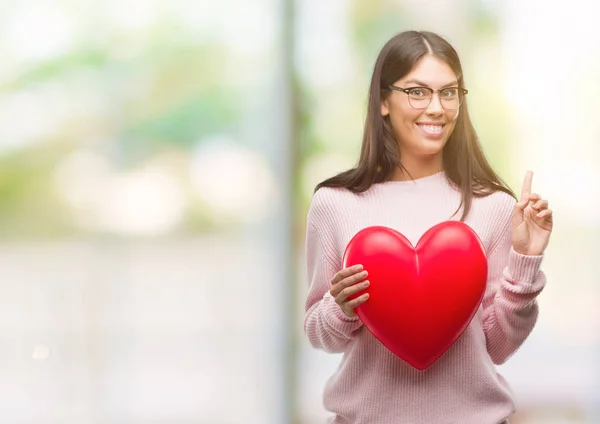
[388,85,469,109]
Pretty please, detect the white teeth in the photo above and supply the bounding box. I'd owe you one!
[418,124,443,135]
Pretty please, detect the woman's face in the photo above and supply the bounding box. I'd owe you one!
[381,55,460,160]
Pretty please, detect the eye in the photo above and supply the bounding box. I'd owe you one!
[440,88,458,98]
[409,88,427,98]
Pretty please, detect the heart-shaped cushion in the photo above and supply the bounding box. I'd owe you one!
[342,221,488,370]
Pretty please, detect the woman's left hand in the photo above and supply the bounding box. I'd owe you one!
[511,171,553,256]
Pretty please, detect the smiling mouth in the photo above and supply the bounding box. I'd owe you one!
[416,123,445,136]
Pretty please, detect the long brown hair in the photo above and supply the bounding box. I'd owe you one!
[315,30,515,221]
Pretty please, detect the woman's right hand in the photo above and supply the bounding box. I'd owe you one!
[329,264,370,318]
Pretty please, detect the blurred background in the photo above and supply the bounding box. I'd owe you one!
[0,0,598,423]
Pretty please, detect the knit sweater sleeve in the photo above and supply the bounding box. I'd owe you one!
[481,195,546,364]
[303,189,364,353]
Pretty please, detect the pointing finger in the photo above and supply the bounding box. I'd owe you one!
[521,170,534,202]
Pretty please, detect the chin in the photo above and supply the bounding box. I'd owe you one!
[420,148,445,157]
[417,138,448,155]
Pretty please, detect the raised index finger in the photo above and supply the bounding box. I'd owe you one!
[521,170,534,201]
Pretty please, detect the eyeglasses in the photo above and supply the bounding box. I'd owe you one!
[388,85,468,110]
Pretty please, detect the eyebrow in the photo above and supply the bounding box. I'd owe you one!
[403,79,458,88]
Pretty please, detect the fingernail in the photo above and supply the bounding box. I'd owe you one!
[355,264,363,270]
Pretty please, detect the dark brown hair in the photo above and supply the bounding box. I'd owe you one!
[315,30,515,220]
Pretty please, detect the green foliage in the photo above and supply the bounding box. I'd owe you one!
[0,145,73,238]
[124,87,240,152]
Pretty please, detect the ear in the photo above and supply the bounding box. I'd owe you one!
[381,99,390,117]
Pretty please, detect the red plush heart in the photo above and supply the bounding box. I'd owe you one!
[342,221,488,370]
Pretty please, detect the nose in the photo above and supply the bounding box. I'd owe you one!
[426,93,444,115]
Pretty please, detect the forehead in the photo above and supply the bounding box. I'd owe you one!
[398,55,457,86]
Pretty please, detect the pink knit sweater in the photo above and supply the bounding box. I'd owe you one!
[303,171,546,424]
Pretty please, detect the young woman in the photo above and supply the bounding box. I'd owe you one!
[303,30,553,424]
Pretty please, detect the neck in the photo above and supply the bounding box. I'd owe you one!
[389,155,444,182]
